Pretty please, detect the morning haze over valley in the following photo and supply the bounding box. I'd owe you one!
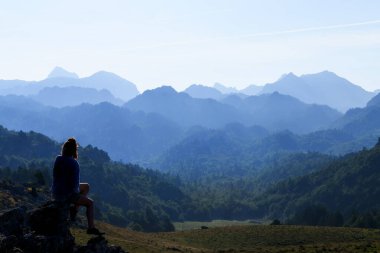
[1,1,380,253]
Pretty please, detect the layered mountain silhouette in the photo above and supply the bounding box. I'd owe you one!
[259,71,374,112]
[221,92,342,133]
[0,69,379,167]
[0,69,374,111]
[154,125,357,179]
[366,92,380,107]
[154,96,380,178]
[151,91,380,178]
[47,66,79,79]
[125,86,341,133]
[31,86,123,107]
[213,82,264,96]
[125,86,245,128]
[0,86,344,164]
[183,71,373,112]
[0,80,35,96]
[3,66,380,236]
[240,84,263,95]
[184,84,223,100]
[0,98,183,162]
[213,83,239,94]
[39,69,140,101]
[0,67,139,102]
[332,92,380,137]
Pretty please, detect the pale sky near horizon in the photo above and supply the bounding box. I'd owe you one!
[0,0,380,92]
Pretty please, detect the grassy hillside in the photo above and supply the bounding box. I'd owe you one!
[72,222,380,253]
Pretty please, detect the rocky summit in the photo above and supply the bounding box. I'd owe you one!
[0,202,126,253]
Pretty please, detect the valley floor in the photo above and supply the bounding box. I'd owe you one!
[173,220,262,231]
[72,222,380,253]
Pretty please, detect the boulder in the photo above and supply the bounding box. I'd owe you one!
[23,232,75,253]
[0,234,19,251]
[76,236,126,253]
[28,201,70,236]
[0,201,127,253]
[0,207,26,237]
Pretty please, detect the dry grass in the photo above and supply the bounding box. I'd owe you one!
[173,219,262,231]
[72,222,380,253]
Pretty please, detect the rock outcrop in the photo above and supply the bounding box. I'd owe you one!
[0,202,126,253]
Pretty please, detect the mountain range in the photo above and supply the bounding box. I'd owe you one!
[259,71,375,112]
[153,92,380,179]
[1,68,376,112]
[0,67,139,103]
[184,71,376,112]
[221,92,341,133]
[31,86,124,107]
[3,117,380,228]
[125,86,245,128]
[2,65,380,243]
[0,85,379,166]
[0,68,379,169]
[125,86,341,133]
[184,84,224,100]
[0,96,183,163]
[213,82,239,94]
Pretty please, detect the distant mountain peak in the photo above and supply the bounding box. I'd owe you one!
[186,84,208,89]
[260,70,374,112]
[184,84,223,99]
[143,86,178,96]
[263,91,298,102]
[88,71,124,80]
[213,83,238,94]
[301,70,339,79]
[279,72,298,80]
[320,70,336,75]
[47,66,79,79]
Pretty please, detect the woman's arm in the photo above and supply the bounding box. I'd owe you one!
[67,159,80,194]
[72,160,80,193]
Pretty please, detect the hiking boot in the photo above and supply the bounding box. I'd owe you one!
[69,206,78,222]
[87,227,105,235]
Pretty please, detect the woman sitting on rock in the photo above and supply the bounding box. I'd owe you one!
[52,137,103,235]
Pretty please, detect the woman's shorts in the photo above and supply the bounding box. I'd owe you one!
[67,192,81,203]
[53,192,81,203]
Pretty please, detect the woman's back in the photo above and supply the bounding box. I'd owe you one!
[52,155,80,198]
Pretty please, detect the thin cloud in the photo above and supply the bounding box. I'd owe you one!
[120,19,380,52]
[240,19,380,38]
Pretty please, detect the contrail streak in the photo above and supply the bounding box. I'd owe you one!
[120,19,380,52]
[240,19,380,38]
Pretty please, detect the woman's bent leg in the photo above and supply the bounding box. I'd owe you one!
[79,183,90,196]
[72,183,90,216]
[75,195,94,228]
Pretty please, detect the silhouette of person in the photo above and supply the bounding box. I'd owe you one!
[52,137,103,235]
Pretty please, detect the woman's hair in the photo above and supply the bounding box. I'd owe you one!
[61,137,78,159]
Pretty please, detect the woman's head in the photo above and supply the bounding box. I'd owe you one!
[62,137,79,159]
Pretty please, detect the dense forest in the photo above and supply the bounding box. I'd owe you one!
[0,126,183,232]
[251,138,380,227]
[2,125,380,231]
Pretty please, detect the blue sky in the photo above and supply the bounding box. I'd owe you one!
[0,0,380,91]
